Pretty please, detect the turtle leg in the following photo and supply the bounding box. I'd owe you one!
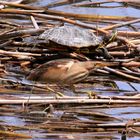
[46,85,65,98]
[86,91,99,99]
[70,84,98,98]
[70,84,77,93]
[96,47,113,59]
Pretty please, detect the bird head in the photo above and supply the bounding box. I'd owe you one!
[94,62,109,68]
[83,61,115,71]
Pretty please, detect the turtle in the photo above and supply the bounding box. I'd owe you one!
[39,25,111,59]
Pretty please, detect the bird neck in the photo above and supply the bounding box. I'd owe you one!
[81,61,96,70]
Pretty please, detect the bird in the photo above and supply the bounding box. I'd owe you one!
[27,58,114,97]
[27,58,109,85]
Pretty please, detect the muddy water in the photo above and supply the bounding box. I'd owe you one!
[0,0,140,140]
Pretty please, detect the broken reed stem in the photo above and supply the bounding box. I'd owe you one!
[0,7,139,37]
[0,9,43,14]
[117,31,140,37]
[102,18,140,30]
[0,1,43,10]
[44,9,137,21]
[30,16,39,29]
[0,3,137,21]
[16,95,140,100]
[31,13,108,34]
[104,67,140,81]
[0,28,44,41]
[0,50,41,57]
[0,9,107,34]
[0,76,140,104]
[0,98,139,105]
[73,1,113,7]
[0,130,32,138]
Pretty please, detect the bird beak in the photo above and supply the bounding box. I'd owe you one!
[94,62,115,68]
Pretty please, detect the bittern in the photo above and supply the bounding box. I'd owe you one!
[27,59,113,96]
[27,59,110,85]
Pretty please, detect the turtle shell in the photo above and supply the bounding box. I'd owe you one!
[39,25,102,48]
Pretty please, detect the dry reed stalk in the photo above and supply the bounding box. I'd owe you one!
[39,120,140,128]
[0,28,44,41]
[73,1,112,7]
[104,67,140,81]
[0,9,43,14]
[0,98,139,104]
[117,31,140,37]
[0,50,41,57]
[32,13,108,34]
[46,0,85,8]
[0,1,43,10]
[45,9,137,21]
[3,94,140,101]
[102,18,140,30]
[0,130,32,138]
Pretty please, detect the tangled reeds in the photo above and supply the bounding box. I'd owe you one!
[0,0,140,139]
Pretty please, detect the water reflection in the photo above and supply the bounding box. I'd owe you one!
[22,0,140,17]
[0,116,25,126]
[53,4,139,17]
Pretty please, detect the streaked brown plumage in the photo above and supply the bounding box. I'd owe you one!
[27,59,108,84]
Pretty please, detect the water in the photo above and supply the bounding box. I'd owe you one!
[27,0,140,18]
